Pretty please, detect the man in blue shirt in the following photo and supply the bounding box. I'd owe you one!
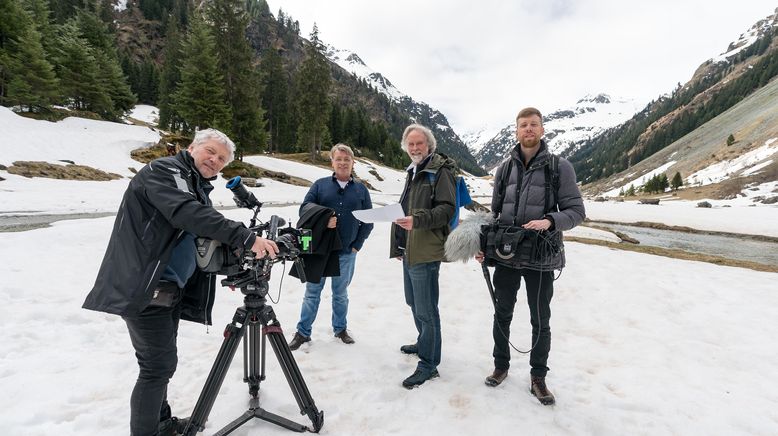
[289,144,373,349]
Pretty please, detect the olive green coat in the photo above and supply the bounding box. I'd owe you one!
[390,153,457,265]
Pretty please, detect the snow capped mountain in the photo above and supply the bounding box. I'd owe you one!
[324,44,484,175]
[325,45,406,101]
[711,7,778,63]
[472,93,644,171]
[461,125,503,155]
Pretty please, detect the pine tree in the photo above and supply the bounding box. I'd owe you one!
[294,24,331,161]
[625,184,635,197]
[6,24,59,111]
[207,0,266,157]
[660,173,669,192]
[52,20,109,113]
[727,133,735,146]
[671,171,683,191]
[173,14,231,133]
[158,13,184,130]
[94,49,135,119]
[0,0,31,104]
[260,47,291,153]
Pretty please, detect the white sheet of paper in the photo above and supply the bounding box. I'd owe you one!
[352,203,405,223]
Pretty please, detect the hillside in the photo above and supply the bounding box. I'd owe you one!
[569,8,778,188]
[116,2,486,175]
[583,77,778,202]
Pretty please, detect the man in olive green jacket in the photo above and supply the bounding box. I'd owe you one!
[391,123,456,389]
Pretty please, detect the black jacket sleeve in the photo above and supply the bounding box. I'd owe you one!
[141,162,256,249]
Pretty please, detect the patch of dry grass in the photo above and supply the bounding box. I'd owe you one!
[7,161,122,181]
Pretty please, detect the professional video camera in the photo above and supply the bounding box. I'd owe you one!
[183,176,323,436]
[195,176,312,286]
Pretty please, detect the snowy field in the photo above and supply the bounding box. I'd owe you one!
[1,109,777,435]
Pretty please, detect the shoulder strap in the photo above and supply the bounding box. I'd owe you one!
[494,158,514,218]
[544,154,560,213]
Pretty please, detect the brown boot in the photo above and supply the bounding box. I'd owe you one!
[530,375,555,405]
[485,368,508,387]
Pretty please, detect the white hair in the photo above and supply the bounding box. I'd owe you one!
[401,124,437,153]
[191,128,236,163]
[330,143,355,160]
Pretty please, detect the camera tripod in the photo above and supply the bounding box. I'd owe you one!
[182,287,323,435]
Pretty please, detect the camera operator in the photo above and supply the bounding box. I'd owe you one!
[391,124,457,389]
[83,128,278,436]
[475,107,585,405]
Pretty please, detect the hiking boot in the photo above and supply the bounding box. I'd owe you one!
[335,329,355,344]
[159,416,194,436]
[402,368,440,389]
[288,332,310,351]
[399,343,418,354]
[530,375,556,405]
[485,368,508,387]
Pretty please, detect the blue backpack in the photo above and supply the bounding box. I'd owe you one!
[427,172,473,230]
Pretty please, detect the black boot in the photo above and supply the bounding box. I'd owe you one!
[288,332,311,351]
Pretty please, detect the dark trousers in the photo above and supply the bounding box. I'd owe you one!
[492,265,554,377]
[123,303,182,436]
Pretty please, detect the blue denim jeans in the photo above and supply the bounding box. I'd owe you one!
[297,252,357,337]
[402,258,442,372]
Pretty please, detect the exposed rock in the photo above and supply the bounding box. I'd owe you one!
[639,198,660,205]
[697,201,713,208]
[593,196,607,202]
[762,196,778,204]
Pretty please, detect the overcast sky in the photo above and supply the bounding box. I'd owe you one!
[265,0,777,135]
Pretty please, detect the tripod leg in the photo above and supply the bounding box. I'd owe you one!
[182,309,247,436]
[245,320,262,398]
[264,323,324,432]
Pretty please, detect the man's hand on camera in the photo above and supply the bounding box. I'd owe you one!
[252,237,279,259]
[327,216,337,229]
[522,218,552,231]
[475,251,485,264]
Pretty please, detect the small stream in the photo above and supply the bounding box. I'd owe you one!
[592,222,778,267]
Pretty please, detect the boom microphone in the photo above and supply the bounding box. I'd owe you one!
[444,211,494,262]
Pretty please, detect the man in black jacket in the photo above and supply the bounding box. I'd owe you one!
[83,129,278,436]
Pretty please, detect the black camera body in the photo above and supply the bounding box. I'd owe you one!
[194,176,312,294]
[480,223,561,268]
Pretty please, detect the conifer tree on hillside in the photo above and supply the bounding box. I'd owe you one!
[671,171,683,191]
[207,0,266,157]
[6,25,59,111]
[0,0,30,103]
[295,24,331,161]
[158,14,185,131]
[260,47,294,153]
[52,21,111,114]
[172,14,231,133]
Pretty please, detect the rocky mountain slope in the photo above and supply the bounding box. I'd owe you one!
[471,94,643,172]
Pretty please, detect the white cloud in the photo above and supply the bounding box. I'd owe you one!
[266,0,777,133]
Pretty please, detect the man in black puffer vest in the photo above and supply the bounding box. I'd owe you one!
[476,107,585,405]
[83,129,279,436]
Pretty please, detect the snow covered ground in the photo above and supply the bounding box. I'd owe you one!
[1,109,777,435]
